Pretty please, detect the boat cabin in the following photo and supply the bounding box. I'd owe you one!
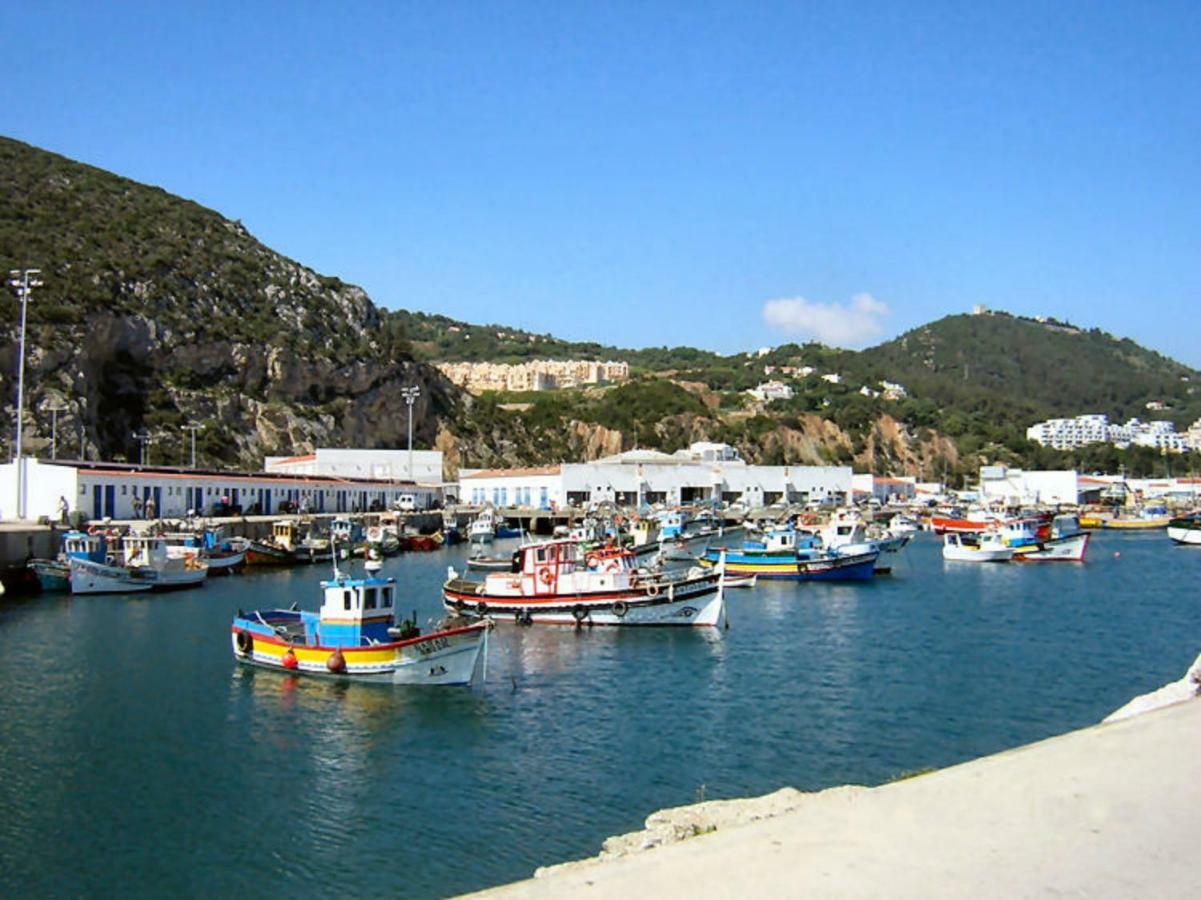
[329,518,361,545]
[271,520,298,551]
[743,527,820,553]
[657,511,685,539]
[314,576,399,646]
[481,539,636,596]
[122,535,174,569]
[63,530,108,563]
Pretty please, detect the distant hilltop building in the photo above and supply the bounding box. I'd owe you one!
[436,359,629,394]
[746,380,794,402]
[1027,413,1193,454]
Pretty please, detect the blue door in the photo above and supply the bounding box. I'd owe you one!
[231,488,239,509]
[263,488,271,514]
[104,485,115,518]
[153,487,162,514]
[93,485,102,519]
[318,491,325,513]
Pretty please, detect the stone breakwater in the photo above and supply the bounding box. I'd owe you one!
[471,654,1201,898]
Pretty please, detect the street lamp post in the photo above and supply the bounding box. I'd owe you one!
[9,269,42,519]
[133,429,151,466]
[401,386,420,481]
[183,422,202,468]
[45,400,68,460]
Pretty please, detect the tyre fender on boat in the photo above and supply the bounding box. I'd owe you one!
[235,629,254,656]
[612,600,629,618]
[646,582,660,597]
[571,604,589,623]
[476,601,489,617]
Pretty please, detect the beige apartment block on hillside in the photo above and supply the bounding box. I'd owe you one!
[436,359,629,394]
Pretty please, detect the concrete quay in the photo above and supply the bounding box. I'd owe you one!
[472,696,1201,898]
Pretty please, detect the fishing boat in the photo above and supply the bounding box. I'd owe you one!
[1167,514,1201,546]
[29,529,111,592]
[231,569,490,685]
[941,531,1014,562]
[887,514,920,535]
[704,527,879,581]
[1007,515,1091,562]
[1099,506,1172,530]
[70,534,208,593]
[443,540,726,627]
[244,521,305,566]
[723,572,758,589]
[469,507,497,544]
[161,528,247,573]
[466,552,516,571]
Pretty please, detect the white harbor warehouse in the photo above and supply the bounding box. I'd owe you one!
[458,445,852,510]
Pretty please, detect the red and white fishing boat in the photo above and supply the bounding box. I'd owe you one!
[442,540,726,627]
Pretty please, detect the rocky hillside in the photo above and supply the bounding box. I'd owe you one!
[0,136,456,468]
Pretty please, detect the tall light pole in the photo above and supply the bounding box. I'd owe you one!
[401,385,420,481]
[183,421,202,468]
[9,269,42,519]
[133,429,151,466]
[45,400,68,460]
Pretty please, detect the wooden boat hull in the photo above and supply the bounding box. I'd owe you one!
[243,542,298,566]
[942,545,1014,562]
[29,559,70,592]
[442,573,725,627]
[68,558,155,594]
[704,549,879,581]
[231,619,488,685]
[1013,532,1090,562]
[1099,517,1171,530]
[1166,519,1201,545]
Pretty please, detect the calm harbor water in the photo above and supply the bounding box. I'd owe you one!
[1,530,1199,897]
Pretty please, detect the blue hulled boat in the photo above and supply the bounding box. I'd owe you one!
[703,526,878,581]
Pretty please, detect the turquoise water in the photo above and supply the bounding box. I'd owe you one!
[1,531,1199,897]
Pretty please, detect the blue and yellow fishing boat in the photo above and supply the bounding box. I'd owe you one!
[231,568,490,685]
[703,527,878,581]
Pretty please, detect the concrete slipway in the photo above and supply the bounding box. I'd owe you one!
[472,696,1201,898]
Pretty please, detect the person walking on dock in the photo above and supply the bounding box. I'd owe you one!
[56,495,69,525]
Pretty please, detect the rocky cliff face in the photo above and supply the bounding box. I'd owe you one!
[0,136,462,468]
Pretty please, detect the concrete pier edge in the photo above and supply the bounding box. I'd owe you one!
[468,695,1201,898]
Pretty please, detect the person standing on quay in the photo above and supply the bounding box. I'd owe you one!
[56,495,69,525]
[131,494,143,520]
[145,494,156,520]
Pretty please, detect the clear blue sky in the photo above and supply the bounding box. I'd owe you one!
[4,1,1199,364]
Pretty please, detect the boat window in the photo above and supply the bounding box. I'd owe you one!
[364,587,377,609]
[343,590,353,611]
[380,587,392,608]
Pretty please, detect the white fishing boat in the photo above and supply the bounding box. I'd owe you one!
[443,540,726,627]
[941,531,1014,562]
[122,534,210,589]
[887,514,920,535]
[68,556,155,594]
[469,507,497,544]
[1012,515,1091,562]
[1167,514,1201,546]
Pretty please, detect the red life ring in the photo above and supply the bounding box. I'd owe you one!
[585,553,600,569]
[538,569,555,586]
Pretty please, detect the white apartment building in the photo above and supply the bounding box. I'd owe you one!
[1025,414,1110,450]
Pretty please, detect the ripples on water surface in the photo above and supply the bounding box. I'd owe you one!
[1,531,1199,896]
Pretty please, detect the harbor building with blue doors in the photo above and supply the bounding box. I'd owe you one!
[0,457,442,522]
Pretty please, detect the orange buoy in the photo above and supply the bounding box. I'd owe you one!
[326,648,346,673]
[282,649,299,670]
